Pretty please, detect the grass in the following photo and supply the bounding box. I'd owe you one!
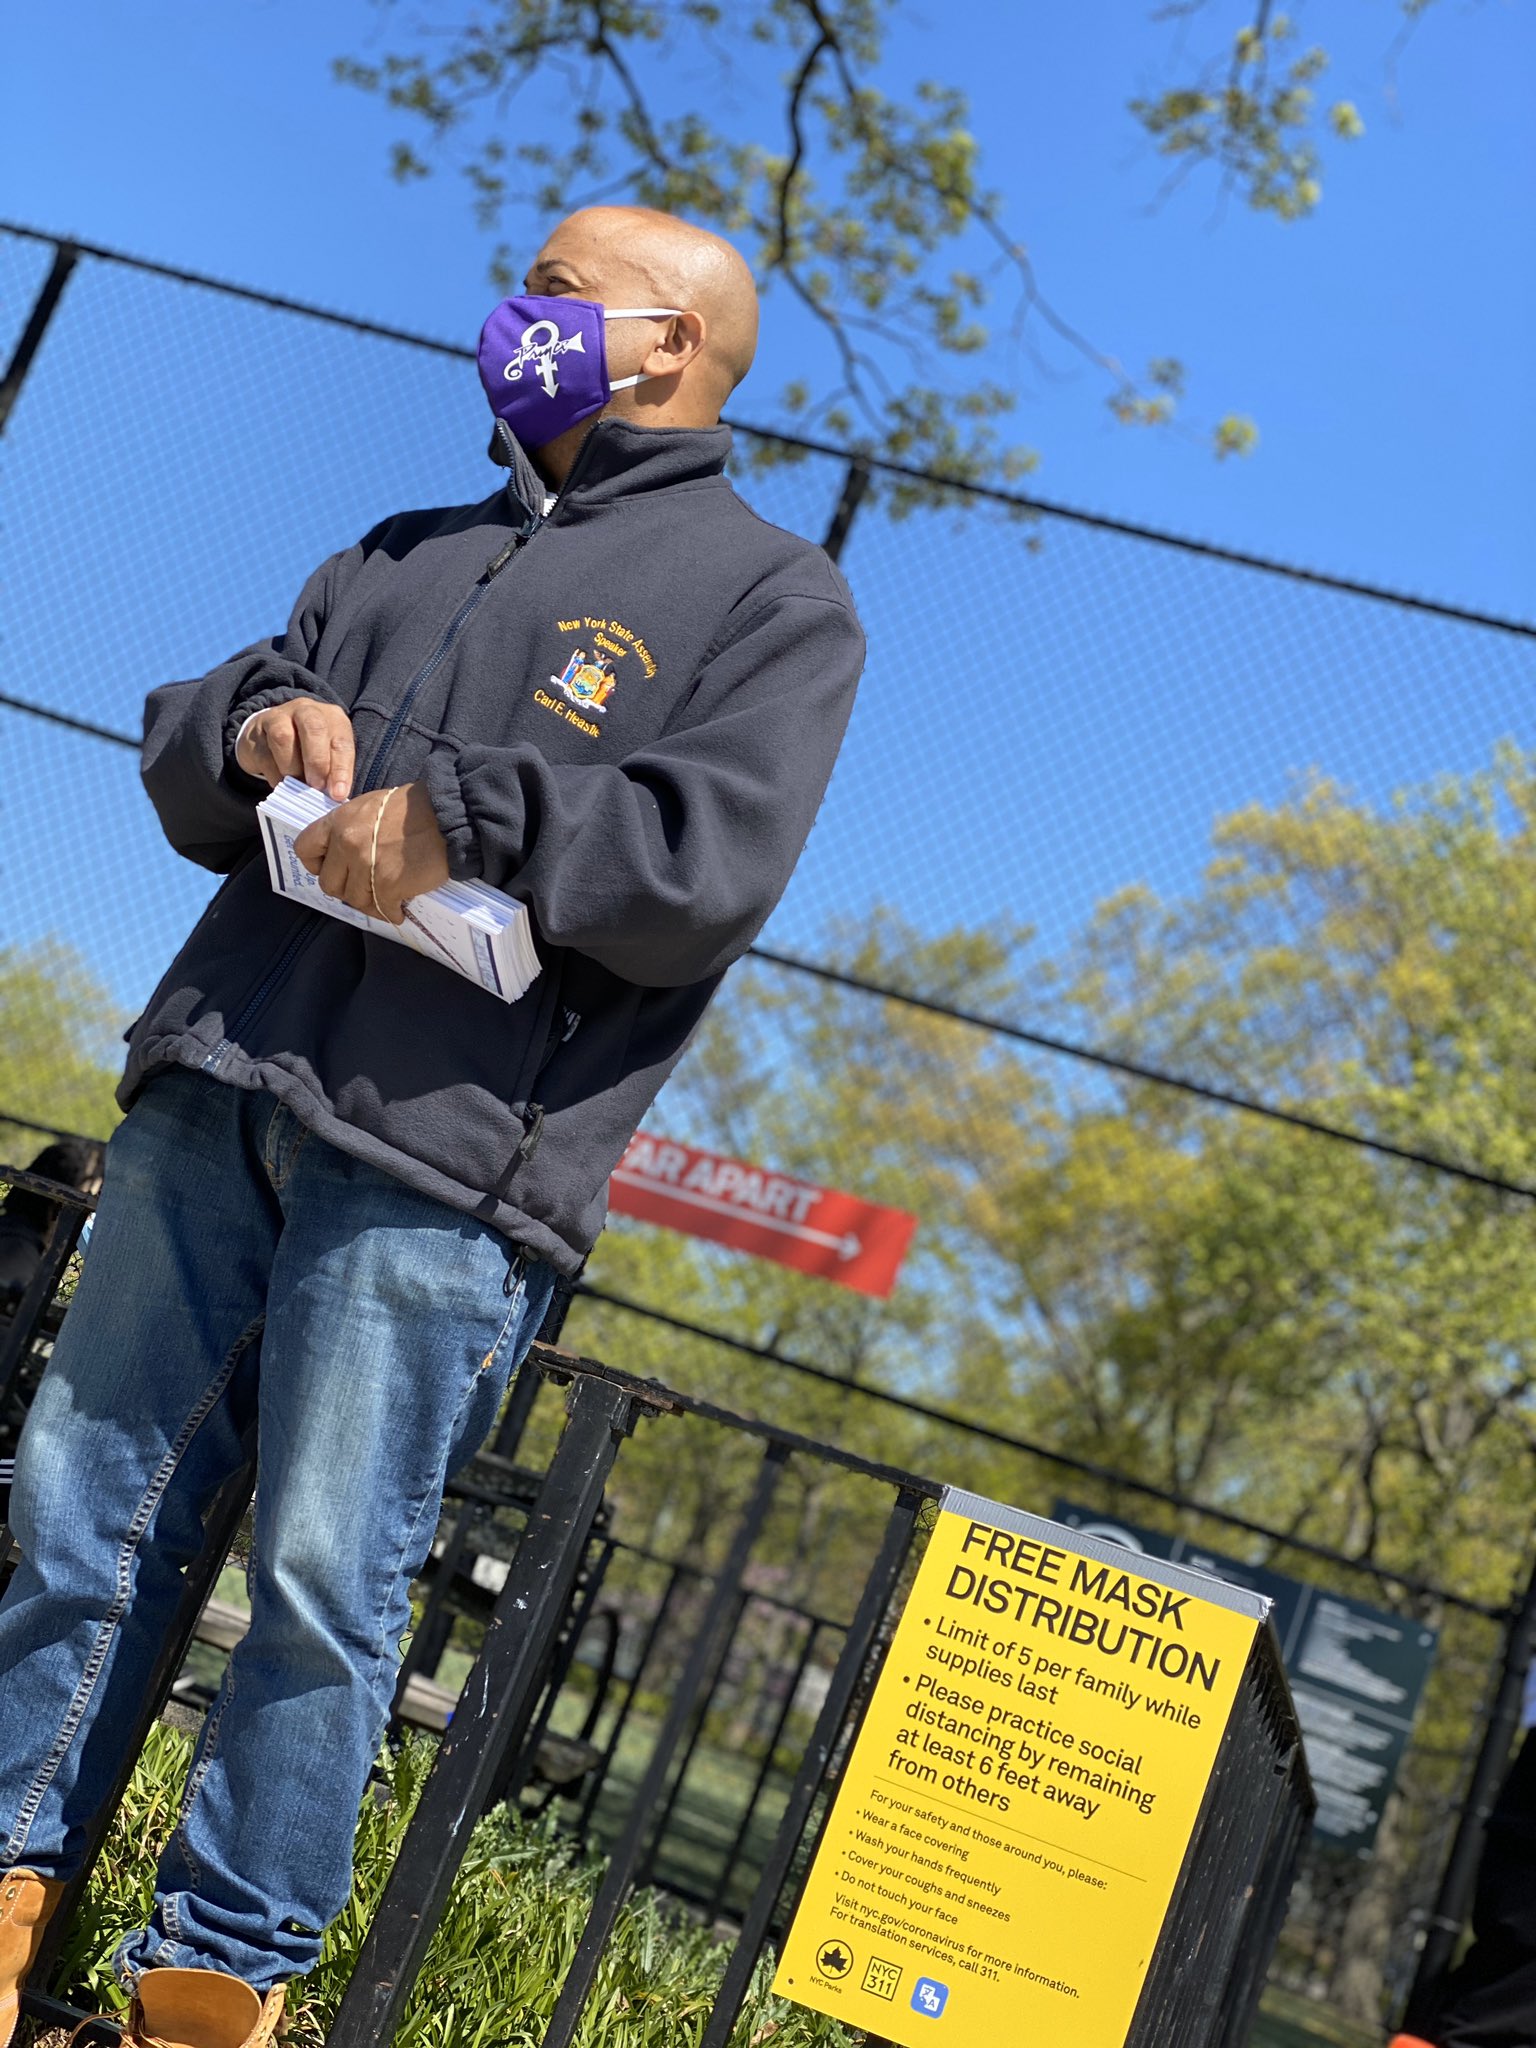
[35,1723,858,2048]
[109,1618,1385,2048]
[27,1721,1387,2048]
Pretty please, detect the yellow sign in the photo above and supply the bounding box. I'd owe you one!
[773,1491,1268,2046]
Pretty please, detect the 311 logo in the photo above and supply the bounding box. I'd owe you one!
[911,1976,950,2018]
[861,1957,903,2001]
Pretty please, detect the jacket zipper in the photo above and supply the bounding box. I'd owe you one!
[355,423,606,793]
[217,921,321,1056]
[507,954,568,1168]
[518,997,584,1167]
[222,524,538,1051]
[358,530,529,793]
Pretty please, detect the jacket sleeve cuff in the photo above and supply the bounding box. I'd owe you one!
[423,744,486,881]
[221,685,317,791]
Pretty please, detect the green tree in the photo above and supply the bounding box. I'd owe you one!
[1015,752,1536,1586]
[0,942,124,1158]
[562,923,1040,1619]
[571,747,1536,1618]
[555,754,1536,2019]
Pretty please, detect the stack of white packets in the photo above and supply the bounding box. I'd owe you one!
[256,777,540,1004]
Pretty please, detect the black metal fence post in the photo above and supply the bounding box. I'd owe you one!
[1402,1540,1536,2030]
[820,456,872,565]
[325,1368,652,2048]
[394,1338,567,1700]
[487,1528,618,1813]
[699,1486,924,2048]
[0,238,77,436]
[634,1581,753,1888]
[390,1511,473,1698]
[539,1439,791,2048]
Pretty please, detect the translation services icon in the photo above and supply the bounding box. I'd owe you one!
[911,1977,950,2018]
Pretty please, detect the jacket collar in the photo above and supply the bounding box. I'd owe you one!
[490,416,732,526]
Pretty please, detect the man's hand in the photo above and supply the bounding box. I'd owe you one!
[293,783,452,924]
[236,699,355,802]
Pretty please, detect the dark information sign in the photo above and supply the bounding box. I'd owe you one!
[1052,1502,1437,1856]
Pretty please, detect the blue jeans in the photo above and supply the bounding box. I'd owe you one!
[0,1068,555,1990]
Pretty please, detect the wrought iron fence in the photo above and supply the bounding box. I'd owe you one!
[1,1219,1314,2047]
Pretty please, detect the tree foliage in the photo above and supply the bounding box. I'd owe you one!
[0,942,123,1158]
[549,749,1535,2019]
[335,0,1458,488]
[1033,749,1536,1582]
[570,749,1536,1646]
[1131,2,1393,221]
[336,0,1273,485]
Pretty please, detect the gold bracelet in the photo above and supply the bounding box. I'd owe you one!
[368,787,399,922]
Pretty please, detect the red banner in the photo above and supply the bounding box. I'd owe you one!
[609,1131,918,1299]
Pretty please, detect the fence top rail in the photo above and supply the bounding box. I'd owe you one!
[0,1165,94,1210]
[3,218,1532,640]
[8,663,1536,1193]
[529,1341,944,1501]
[10,669,1536,1195]
[0,690,139,749]
[747,950,1536,1208]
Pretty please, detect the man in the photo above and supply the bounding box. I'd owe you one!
[1390,1658,1536,2048]
[0,207,864,2048]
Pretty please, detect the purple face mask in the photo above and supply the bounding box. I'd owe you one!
[476,294,682,448]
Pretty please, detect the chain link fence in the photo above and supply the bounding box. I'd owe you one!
[4,219,1536,2036]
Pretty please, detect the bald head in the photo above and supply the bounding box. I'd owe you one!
[526,207,759,421]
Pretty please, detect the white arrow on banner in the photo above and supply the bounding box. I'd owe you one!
[609,1170,862,1261]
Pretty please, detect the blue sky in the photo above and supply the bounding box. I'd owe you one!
[2,0,1533,1024]
[5,0,1531,606]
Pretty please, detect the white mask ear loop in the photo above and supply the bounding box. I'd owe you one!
[604,308,683,390]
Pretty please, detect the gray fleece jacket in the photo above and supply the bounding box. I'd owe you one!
[125,419,865,1274]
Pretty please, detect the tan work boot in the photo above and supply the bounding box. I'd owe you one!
[1,1867,66,2048]
[127,1967,285,2048]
